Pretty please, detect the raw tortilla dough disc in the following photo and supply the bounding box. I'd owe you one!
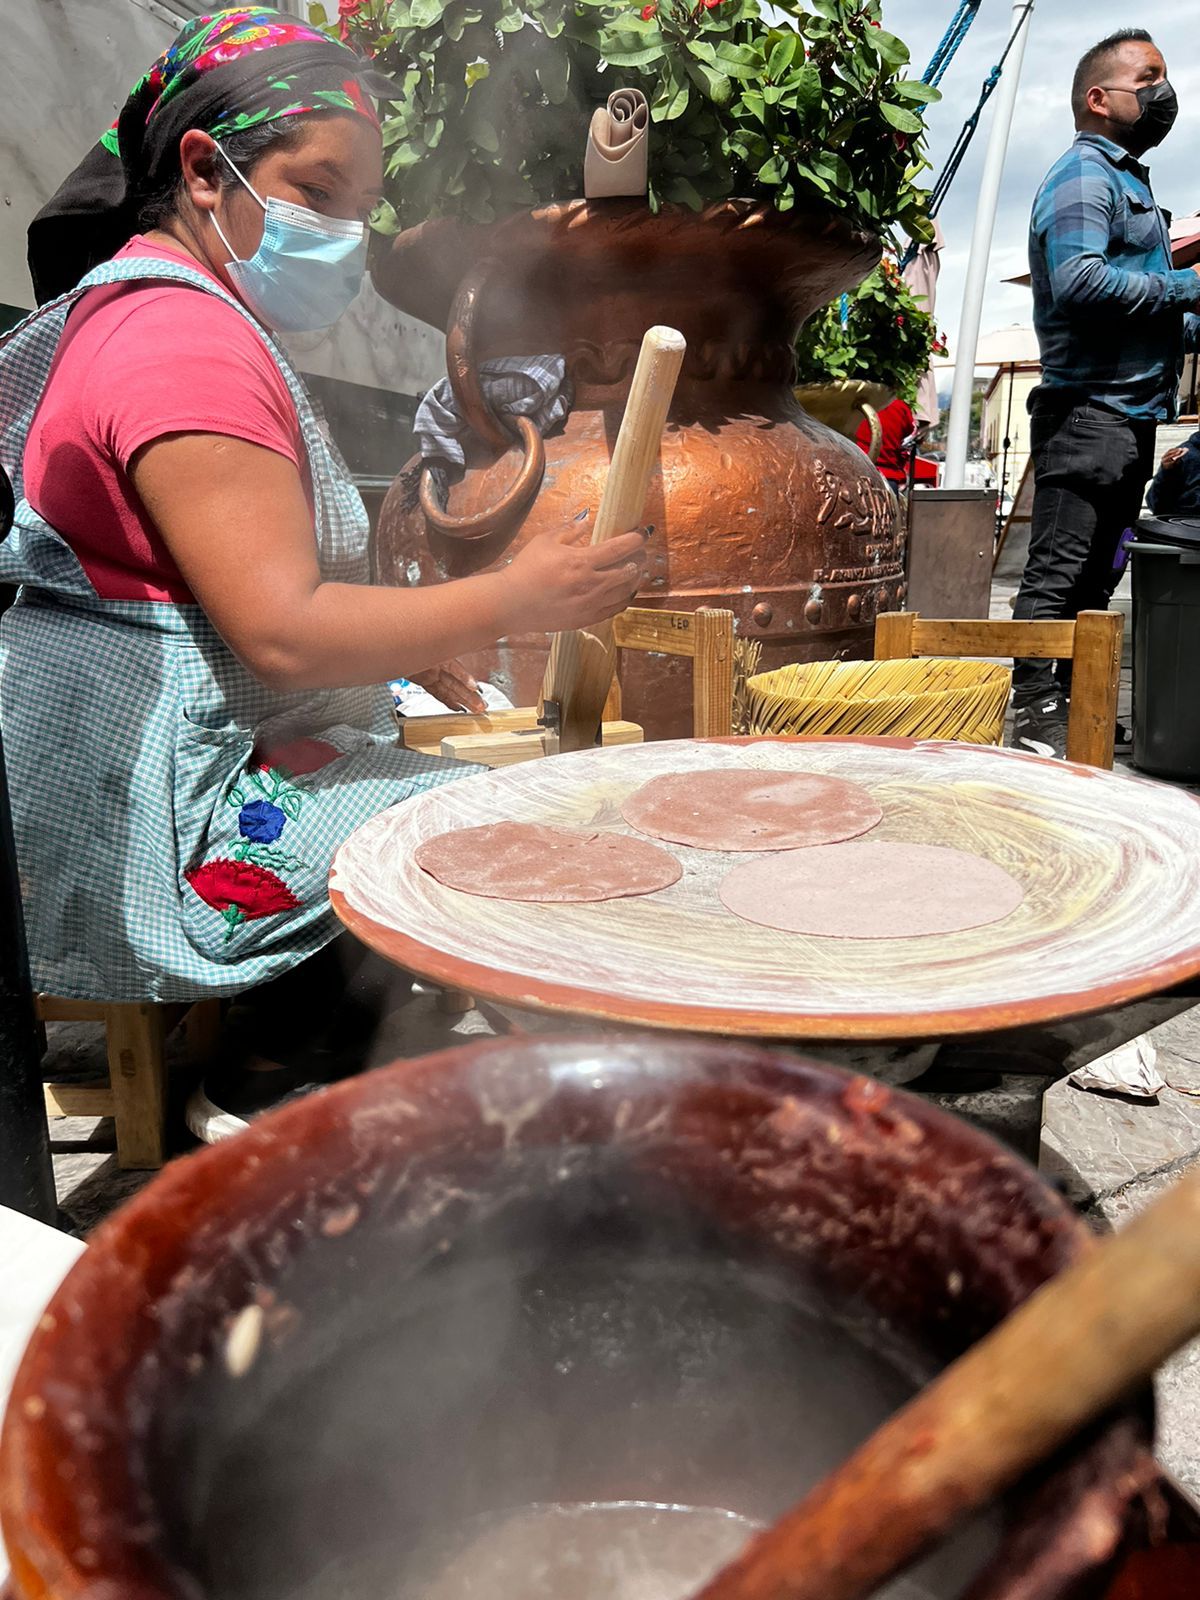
[719,840,1025,939]
[414,821,682,903]
[621,769,883,852]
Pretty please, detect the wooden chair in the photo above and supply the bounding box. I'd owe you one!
[400,604,737,767]
[874,609,1124,770]
[38,995,221,1170]
[609,603,736,738]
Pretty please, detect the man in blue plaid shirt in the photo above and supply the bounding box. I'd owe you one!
[1013,28,1200,759]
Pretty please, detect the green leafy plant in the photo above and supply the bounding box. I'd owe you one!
[315,0,936,238]
[792,256,945,404]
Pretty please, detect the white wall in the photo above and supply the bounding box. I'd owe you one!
[0,0,176,313]
[0,0,442,399]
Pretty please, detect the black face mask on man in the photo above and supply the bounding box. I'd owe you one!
[1100,78,1180,156]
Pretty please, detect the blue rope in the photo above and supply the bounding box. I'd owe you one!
[923,0,985,88]
[901,2,1035,267]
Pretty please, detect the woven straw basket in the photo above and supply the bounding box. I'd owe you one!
[745,657,1012,744]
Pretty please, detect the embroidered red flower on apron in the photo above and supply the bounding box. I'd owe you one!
[187,742,343,935]
[186,859,301,938]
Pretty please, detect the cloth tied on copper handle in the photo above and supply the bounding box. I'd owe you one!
[414,355,571,509]
[584,88,650,199]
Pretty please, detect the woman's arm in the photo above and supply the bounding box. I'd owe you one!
[131,433,647,692]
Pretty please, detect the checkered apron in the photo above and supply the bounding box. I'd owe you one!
[0,257,476,1001]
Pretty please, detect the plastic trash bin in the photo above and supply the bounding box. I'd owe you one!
[1129,515,1200,780]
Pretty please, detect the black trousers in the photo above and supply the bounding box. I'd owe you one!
[231,933,408,1065]
[1012,400,1157,704]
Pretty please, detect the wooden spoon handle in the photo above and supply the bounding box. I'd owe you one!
[541,325,685,753]
[695,1165,1200,1600]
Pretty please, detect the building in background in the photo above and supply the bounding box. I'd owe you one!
[931,326,1040,495]
[982,361,1039,505]
[976,326,1042,511]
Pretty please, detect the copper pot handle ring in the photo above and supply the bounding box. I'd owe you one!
[419,257,546,540]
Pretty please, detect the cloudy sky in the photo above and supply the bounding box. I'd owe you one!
[881,1,1198,356]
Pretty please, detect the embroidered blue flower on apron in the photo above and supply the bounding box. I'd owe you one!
[0,256,481,1002]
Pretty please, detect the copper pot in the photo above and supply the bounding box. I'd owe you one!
[372,202,905,739]
[1,1036,1157,1600]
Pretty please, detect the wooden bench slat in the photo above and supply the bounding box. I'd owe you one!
[439,719,644,768]
[910,619,1078,659]
[44,1083,115,1119]
[613,608,698,658]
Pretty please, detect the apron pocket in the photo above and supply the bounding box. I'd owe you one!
[174,712,328,962]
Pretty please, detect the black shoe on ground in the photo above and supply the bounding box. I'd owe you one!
[186,1044,356,1143]
[904,1064,1005,1094]
[185,1014,378,1143]
[1114,720,1133,749]
[1011,694,1069,760]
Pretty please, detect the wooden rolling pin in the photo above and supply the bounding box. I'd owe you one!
[695,1164,1200,1600]
[540,324,686,754]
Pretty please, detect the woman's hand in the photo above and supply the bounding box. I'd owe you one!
[502,523,648,635]
[1161,446,1188,471]
[410,661,487,714]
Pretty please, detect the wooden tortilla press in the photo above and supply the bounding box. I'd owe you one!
[402,326,687,767]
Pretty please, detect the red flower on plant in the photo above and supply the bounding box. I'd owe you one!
[895,314,906,326]
[187,859,301,922]
[893,132,909,152]
[641,2,658,15]
[338,0,368,40]
[702,0,722,9]
[254,736,341,777]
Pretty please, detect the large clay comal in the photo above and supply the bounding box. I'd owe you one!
[372,200,905,739]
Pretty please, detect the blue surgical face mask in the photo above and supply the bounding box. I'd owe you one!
[210,142,367,333]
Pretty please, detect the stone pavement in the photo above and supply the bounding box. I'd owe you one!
[1041,1008,1200,1500]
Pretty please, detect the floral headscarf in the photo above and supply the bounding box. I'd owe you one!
[29,7,394,304]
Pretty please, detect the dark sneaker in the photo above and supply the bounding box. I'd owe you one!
[1012,694,1068,760]
[1114,720,1133,750]
[185,1018,377,1143]
[186,1048,353,1143]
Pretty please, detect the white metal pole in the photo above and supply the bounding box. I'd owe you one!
[944,0,1034,489]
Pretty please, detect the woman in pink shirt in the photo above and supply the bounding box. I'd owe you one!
[0,10,646,1133]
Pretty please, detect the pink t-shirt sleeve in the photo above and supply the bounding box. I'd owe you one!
[80,287,305,473]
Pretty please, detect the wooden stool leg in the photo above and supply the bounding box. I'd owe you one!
[693,607,735,737]
[184,998,222,1065]
[874,611,918,660]
[1065,610,1123,770]
[105,1003,168,1170]
[437,988,475,1016]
